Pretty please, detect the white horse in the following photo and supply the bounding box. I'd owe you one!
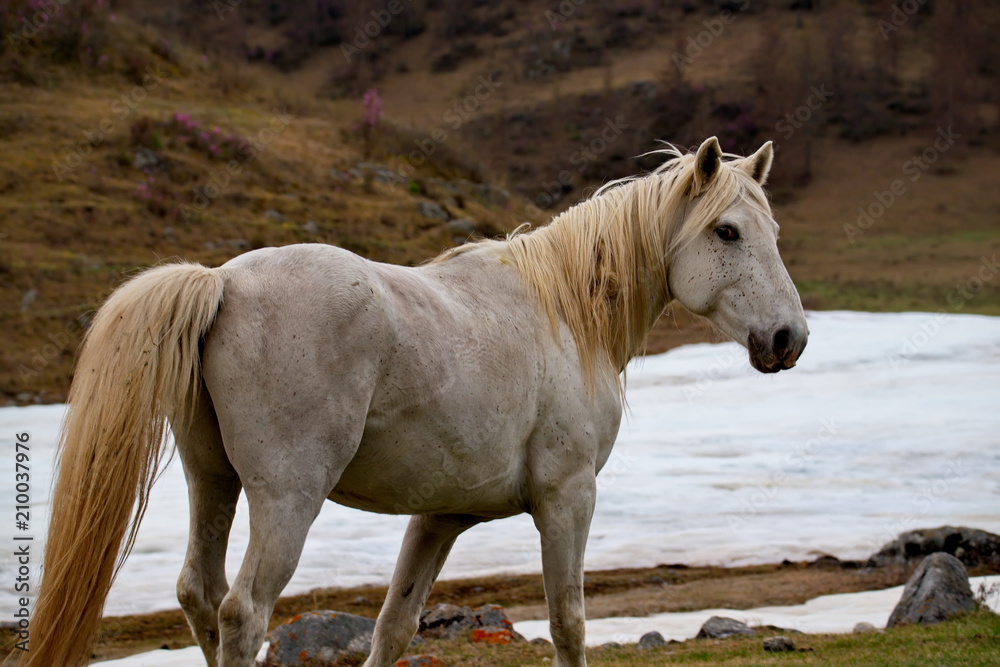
[26,137,806,667]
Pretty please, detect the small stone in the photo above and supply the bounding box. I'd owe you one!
[853,622,878,634]
[763,636,795,652]
[696,616,755,639]
[599,642,623,649]
[446,218,477,236]
[302,220,320,234]
[529,637,551,646]
[133,147,161,171]
[416,201,449,220]
[637,630,666,649]
[264,209,285,222]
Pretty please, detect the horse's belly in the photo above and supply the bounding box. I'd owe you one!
[328,420,529,518]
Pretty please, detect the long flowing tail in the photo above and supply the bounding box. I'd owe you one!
[21,263,225,667]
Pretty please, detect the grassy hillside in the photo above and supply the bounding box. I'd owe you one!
[2,1,1000,404]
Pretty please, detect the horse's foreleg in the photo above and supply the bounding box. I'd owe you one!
[175,390,242,667]
[533,474,596,667]
[364,514,478,667]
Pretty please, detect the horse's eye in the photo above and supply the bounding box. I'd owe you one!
[715,225,740,242]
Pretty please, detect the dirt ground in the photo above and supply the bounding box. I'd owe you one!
[8,556,993,663]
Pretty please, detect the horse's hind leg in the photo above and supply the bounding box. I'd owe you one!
[364,515,479,667]
[174,389,242,667]
[216,476,332,667]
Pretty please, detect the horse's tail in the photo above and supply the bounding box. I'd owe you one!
[22,263,225,667]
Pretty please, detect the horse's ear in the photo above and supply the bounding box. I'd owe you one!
[693,136,723,195]
[740,141,774,185]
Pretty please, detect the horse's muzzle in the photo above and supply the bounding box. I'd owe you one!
[747,325,808,374]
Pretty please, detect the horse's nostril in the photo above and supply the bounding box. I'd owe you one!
[773,328,791,359]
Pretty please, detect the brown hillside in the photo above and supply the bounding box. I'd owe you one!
[2,1,999,404]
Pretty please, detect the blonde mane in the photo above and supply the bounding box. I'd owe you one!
[504,146,772,394]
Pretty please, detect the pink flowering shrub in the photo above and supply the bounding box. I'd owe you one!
[130,113,253,164]
[1,0,111,66]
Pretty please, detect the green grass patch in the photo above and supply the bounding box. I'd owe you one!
[411,610,1000,666]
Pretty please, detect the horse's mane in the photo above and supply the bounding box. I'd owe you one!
[502,145,772,395]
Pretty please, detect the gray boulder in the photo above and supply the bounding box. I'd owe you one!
[887,552,976,627]
[637,630,666,649]
[868,526,1000,569]
[265,611,374,665]
[696,616,755,639]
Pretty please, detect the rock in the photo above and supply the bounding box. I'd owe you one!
[302,220,320,234]
[418,603,474,638]
[853,622,879,634]
[868,526,1000,569]
[763,636,795,652]
[418,603,519,641]
[887,552,976,627]
[470,604,515,632]
[447,218,477,236]
[529,637,552,646]
[394,655,443,667]
[133,147,161,171]
[264,209,286,222]
[21,289,37,311]
[265,611,375,666]
[470,183,510,207]
[416,201,450,221]
[637,631,666,649]
[696,616,755,639]
[470,627,515,644]
[358,162,406,186]
[226,238,250,250]
[599,642,623,649]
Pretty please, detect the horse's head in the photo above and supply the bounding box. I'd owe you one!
[668,137,808,373]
